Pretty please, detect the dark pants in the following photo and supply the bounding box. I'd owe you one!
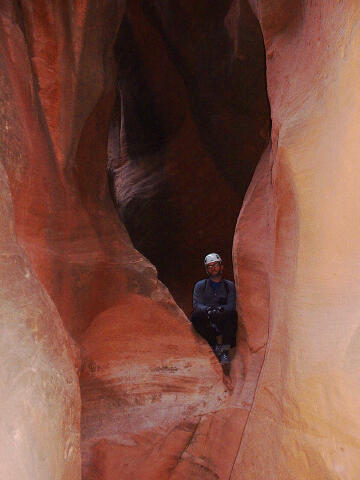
[190,309,238,349]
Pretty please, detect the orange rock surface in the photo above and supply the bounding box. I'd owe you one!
[0,3,82,478]
[231,1,360,478]
[0,2,228,479]
[80,295,227,479]
[4,1,360,479]
[0,163,80,479]
[0,155,80,479]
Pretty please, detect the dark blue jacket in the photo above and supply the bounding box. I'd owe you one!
[192,278,236,313]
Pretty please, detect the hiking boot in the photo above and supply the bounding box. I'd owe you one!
[219,351,230,365]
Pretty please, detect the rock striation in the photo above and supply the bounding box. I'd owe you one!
[0,4,82,478]
[0,2,228,479]
[231,1,360,478]
[3,1,360,479]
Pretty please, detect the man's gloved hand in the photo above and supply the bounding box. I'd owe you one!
[206,306,218,319]
[207,305,224,313]
[206,306,225,332]
[206,306,225,324]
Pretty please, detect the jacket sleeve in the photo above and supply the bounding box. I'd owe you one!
[192,281,208,313]
[223,281,236,312]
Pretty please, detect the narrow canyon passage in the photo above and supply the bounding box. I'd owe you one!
[82,2,271,478]
[107,0,270,314]
[2,2,360,480]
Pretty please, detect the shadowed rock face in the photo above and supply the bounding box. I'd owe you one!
[108,0,270,312]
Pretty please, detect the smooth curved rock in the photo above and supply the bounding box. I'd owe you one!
[0,5,81,478]
[80,294,227,479]
[232,1,360,478]
[8,1,360,479]
[1,2,231,480]
[0,71,80,480]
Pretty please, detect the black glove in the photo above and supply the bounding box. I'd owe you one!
[207,306,224,314]
[206,306,224,333]
[206,306,224,327]
[206,306,219,320]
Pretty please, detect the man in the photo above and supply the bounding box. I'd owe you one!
[190,253,238,365]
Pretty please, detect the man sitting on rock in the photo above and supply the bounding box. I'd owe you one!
[190,253,238,365]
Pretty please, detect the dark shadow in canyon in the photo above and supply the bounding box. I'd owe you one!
[107,0,271,317]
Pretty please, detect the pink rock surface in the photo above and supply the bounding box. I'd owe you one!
[80,295,227,479]
[0,29,80,480]
[0,169,80,479]
[0,165,80,479]
[7,1,360,478]
[0,4,82,478]
[231,1,360,478]
[1,2,230,480]
[5,0,126,339]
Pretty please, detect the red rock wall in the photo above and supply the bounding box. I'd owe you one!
[232,1,360,478]
[7,1,358,479]
[1,2,230,479]
[6,0,127,339]
[0,163,80,480]
[0,5,80,478]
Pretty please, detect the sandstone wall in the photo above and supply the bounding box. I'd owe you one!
[5,1,359,479]
[0,2,228,479]
[232,1,360,478]
[0,5,80,477]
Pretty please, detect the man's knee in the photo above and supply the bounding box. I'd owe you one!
[222,309,238,324]
[190,310,208,325]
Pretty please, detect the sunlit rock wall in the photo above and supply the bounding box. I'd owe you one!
[232,1,360,478]
[0,5,80,478]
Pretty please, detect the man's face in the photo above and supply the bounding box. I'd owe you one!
[206,261,223,278]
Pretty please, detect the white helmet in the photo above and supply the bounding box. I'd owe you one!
[204,253,222,265]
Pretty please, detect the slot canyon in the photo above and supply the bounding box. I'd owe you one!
[1,1,360,479]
